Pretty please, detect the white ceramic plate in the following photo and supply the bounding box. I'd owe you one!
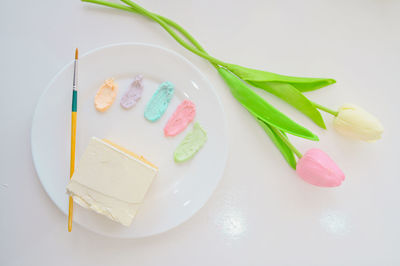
[31,43,228,238]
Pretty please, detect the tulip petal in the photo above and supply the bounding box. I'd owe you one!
[225,63,336,92]
[296,148,345,187]
[218,68,318,141]
[257,119,297,169]
[333,104,384,142]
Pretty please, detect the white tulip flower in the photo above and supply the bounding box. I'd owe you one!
[333,104,383,142]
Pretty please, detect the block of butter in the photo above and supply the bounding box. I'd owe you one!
[66,137,158,226]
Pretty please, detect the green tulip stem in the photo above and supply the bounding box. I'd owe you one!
[82,0,220,68]
[156,12,218,68]
[89,0,226,66]
[312,102,338,116]
[157,14,206,52]
[82,0,133,12]
[270,127,302,159]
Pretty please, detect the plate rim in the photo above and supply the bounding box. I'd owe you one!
[30,42,229,238]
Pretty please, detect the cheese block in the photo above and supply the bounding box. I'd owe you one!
[66,137,158,226]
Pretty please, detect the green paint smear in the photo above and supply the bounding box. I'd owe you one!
[144,81,174,122]
[174,122,207,163]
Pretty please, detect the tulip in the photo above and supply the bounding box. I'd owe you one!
[82,0,378,181]
[333,104,383,142]
[296,148,345,187]
[266,128,345,187]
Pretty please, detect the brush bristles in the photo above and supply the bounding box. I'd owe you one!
[75,48,79,60]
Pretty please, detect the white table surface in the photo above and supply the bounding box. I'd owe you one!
[1,0,400,265]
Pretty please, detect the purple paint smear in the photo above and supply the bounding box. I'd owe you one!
[120,75,144,109]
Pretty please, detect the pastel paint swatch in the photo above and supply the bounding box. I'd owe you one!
[174,122,207,163]
[94,78,118,112]
[164,100,196,136]
[120,75,144,109]
[144,81,174,122]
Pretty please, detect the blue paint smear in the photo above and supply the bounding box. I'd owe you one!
[144,81,175,122]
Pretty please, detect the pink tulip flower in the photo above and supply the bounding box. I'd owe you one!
[296,149,345,187]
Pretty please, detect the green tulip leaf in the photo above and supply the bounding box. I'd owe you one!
[249,81,326,129]
[257,119,296,169]
[218,67,318,141]
[225,63,336,92]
